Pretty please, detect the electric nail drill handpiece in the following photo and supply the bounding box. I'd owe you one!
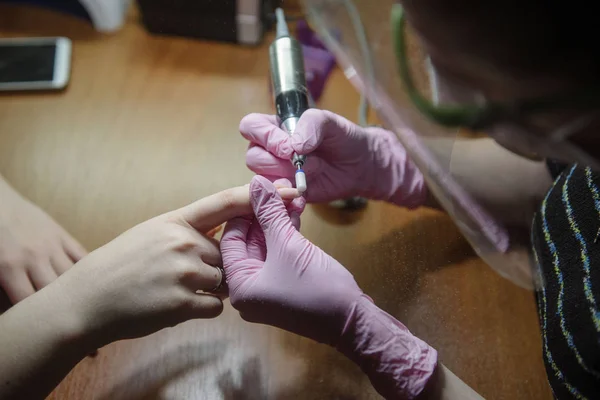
[269,8,309,194]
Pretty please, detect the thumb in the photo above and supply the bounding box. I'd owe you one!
[292,109,356,154]
[250,176,297,241]
[239,113,293,158]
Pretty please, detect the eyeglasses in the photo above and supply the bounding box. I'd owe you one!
[392,4,600,132]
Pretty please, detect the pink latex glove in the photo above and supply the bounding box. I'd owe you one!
[239,109,427,206]
[221,176,437,399]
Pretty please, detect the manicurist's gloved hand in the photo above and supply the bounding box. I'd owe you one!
[240,109,427,207]
[221,176,437,399]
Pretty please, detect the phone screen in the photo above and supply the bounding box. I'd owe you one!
[0,44,56,83]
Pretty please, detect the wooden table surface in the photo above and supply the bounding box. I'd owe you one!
[0,5,552,399]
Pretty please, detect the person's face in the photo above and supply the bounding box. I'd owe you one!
[400,0,600,164]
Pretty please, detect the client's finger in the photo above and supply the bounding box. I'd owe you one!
[0,271,35,304]
[62,235,88,263]
[177,185,252,233]
[28,263,58,291]
[51,251,74,275]
[186,294,224,319]
[177,184,300,234]
[179,262,223,292]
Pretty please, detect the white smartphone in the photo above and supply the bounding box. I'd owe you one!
[0,37,72,91]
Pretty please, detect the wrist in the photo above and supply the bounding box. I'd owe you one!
[46,272,103,352]
[365,128,428,208]
[337,295,437,400]
[0,280,95,399]
[12,280,95,358]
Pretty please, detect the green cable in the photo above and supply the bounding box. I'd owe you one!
[391,4,493,128]
[391,4,600,130]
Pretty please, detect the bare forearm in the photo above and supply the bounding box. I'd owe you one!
[418,364,484,400]
[0,282,91,399]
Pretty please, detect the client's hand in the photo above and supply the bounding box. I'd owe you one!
[51,184,298,347]
[0,183,298,400]
[221,176,363,345]
[0,178,87,305]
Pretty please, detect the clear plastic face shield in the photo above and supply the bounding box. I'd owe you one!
[301,0,600,289]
